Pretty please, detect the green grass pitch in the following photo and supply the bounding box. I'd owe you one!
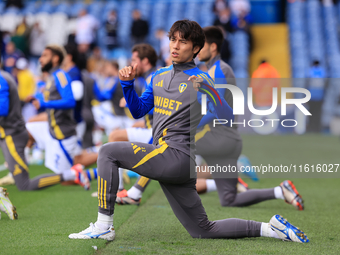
[0,134,339,254]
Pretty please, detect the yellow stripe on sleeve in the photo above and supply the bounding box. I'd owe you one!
[199,73,214,87]
[201,73,215,87]
[56,72,68,88]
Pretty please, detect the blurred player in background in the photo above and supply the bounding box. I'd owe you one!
[195,26,303,209]
[0,49,87,190]
[62,44,86,143]
[91,60,129,135]
[108,43,157,195]
[25,45,90,189]
[78,44,158,188]
[80,68,96,149]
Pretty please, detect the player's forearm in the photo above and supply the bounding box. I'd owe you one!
[120,79,153,119]
[197,112,215,129]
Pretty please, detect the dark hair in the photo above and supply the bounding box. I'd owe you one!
[313,60,320,66]
[132,43,157,67]
[76,52,88,71]
[203,26,224,52]
[64,44,78,64]
[109,60,119,70]
[168,20,205,59]
[45,45,65,65]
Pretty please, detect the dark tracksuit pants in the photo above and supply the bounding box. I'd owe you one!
[129,125,275,207]
[97,141,262,238]
[195,127,276,207]
[81,107,95,149]
[0,130,63,190]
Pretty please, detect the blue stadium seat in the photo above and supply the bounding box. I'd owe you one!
[0,2,5,14]
[229,31,250,78]
[69,2,87,18]
[54,3,71,16]
[39,2,55,14]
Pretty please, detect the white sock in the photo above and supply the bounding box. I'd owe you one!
[260,223,280,239]
[206,179,217,193]
[118,168,124,190]
[274,186,284,200]
[96,212,113,230]
[62,170,76,181]
[127,186,142,200]
[195,155,205,166]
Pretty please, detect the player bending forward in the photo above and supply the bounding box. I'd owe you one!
[69,20,309,243]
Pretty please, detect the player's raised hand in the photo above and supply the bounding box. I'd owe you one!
[31,99,41,110]
[188,75,204,92]
[25,95,35,103]
[119,63,138,81]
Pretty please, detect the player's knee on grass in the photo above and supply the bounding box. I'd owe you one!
[13,174,34,191]
[215,180,238,207]
[219,192,237,207]
[108,129,128,142]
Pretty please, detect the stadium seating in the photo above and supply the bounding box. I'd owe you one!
[229,31,250,93]
[1,0,248,78]
[306,0,326,72]
[286,0,308,79]
[0,0,216,56]
[286,0,340,128]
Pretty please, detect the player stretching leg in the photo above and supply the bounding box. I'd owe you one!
[69,20,308,243]
[0,50,87,191]
[79,44,158,194]
[109,44,157,193]
[116,27,303,210]
[194,26,303,210]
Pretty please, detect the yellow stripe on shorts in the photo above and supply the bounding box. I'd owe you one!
[132,144,168,169]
